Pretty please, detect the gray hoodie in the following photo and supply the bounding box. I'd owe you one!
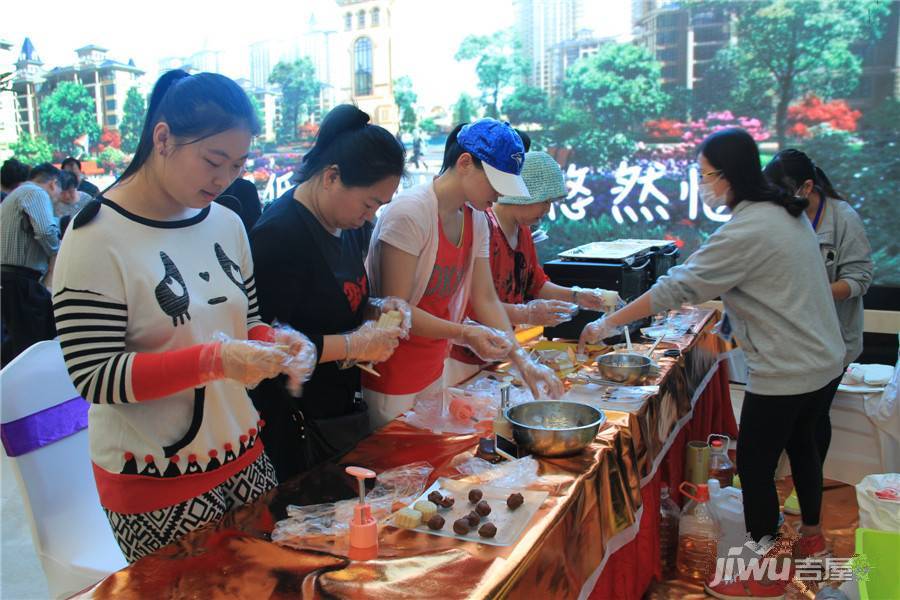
[815,198,873,367]
[650,200,844,396]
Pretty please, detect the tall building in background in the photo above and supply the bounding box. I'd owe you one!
[11,38,44,137]
[631,0,732,89]
[334,0,398,129]
[547,29,612,96]
[514,0,585,95]
[849,0,900,110]
[0,39,18,154]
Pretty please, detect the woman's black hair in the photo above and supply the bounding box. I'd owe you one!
[58,170,78,191]
[295,104,406,186]
[515,129,531,152]
[118,69,261,183]
[440,123,482,174]
[762,148,844,201]
[698,128,807,217]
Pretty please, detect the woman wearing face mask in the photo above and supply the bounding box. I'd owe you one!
[249,105,410,481]
[51,70,316,562]
[447,151,619,384]
[763,149,873,523]
[580,129,844,600]
[364,119,563,428]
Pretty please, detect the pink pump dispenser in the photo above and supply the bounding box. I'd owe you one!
[345,466,378,561]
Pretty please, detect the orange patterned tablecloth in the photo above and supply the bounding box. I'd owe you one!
[74,309,731,600]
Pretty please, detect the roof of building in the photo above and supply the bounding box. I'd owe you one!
[18,37,42,64]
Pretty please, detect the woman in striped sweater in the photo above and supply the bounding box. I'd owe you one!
[51,70,315,562]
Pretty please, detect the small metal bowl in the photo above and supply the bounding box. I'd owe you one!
[506,401,606,457]
[596,352,652,384]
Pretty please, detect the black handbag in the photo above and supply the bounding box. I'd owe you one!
[289,397,371,470]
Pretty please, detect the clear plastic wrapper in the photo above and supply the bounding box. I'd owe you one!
[572,287,621,313]
[452,456,544,489]
[271,461,434,547]
[451,318,513,362]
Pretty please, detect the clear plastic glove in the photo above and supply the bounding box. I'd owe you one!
[509,299,578,326]
[573,287,622,313]
[577,316,622,354]
[452,319,513,362]
[367,296,413,339]
[200,334,289,388]
[509,347,564,399]
[272,323,318,397]
[346,320,402,364]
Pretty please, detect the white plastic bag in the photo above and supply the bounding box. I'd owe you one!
[856,472,900,532]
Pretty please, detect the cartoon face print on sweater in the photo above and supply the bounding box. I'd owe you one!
[153,243,248,325]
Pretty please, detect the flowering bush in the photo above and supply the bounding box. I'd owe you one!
[787,95,861,138]
[681,111,770,148]
[644,118,685,140]
[93,127,122,153]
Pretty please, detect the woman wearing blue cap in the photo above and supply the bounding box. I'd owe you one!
[364,119,563,427]
[447,151,620,382]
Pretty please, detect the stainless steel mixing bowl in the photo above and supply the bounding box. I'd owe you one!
[505,401,606,457]
[596,352,652,384]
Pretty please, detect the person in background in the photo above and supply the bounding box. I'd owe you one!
[0,163,63,366]
[61,156,100,197]
[447,151,619,384]
[53,170,93,221]
[579,128,844,599]
[763,149,873,518]
[250,105,409,481]
[363,119,562,428]
[216,175,262,233]
[51,70,315,563]
[1,158,30,202]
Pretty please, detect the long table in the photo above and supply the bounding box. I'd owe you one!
[74,309,737,600]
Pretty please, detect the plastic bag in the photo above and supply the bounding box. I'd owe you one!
[271,461,434,546]
[453,456,543,489]
[856,472,900,532]
[271,322,318,397]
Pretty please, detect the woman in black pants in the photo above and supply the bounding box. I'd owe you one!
[580,128,844,600]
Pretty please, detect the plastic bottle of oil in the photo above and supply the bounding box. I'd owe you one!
[676,482,721,584]
[707,434,735,488]
[659,486,680,578]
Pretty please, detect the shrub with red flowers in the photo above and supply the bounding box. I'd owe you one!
[645,118,685,140]
[93,127,122,154]
[787,95,861,138]
[681,111,770,149]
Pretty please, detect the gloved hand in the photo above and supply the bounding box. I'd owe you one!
[508,299,578,326]
[509,347,564,399]
[367,296,413,338]
[572,287,622,313]
[200,335,290,388]
[272,324,318,397]
[577,316,622,354]
[346,320,402,364]
[452,320,513,362]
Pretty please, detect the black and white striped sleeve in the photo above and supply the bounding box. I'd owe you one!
[53,287,136,404]
[244,273,264,330]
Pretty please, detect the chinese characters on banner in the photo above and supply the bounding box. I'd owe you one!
[548,161,731,225]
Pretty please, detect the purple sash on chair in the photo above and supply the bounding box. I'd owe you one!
[1,397,88,457]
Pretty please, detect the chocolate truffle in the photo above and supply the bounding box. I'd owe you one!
[506,492,524,510]
[478,523,497,538]
[468,488,483,504]
[466,511,481,527]
[428,490,443,504]
[439,495,455,509]
[452,518,470,535]
[427,514,445,530]
[475,500,492,517]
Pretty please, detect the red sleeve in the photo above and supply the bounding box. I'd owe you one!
[520,225,549,298]
[248,324,275,343]
[131,344,219,402]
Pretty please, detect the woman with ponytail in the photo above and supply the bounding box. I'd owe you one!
[363,119,562,428]
[580,128,844,599]
[763,149,873,531]
[51,70,317,562]
[249,105,410,481]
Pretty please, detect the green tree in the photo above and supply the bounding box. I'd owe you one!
[419,116,441,138]
[269,58,322,144]
[692,46,774,123]
[393,76,418,135]
[39,81,101,155]
[721,0,891,148]
[248,94,265,133]
[10,133,53,164]
[119,87,146,154]
[562,43,669,166]
[502,85,553,128]
[455,31,525,119]
[452,92,477,124]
